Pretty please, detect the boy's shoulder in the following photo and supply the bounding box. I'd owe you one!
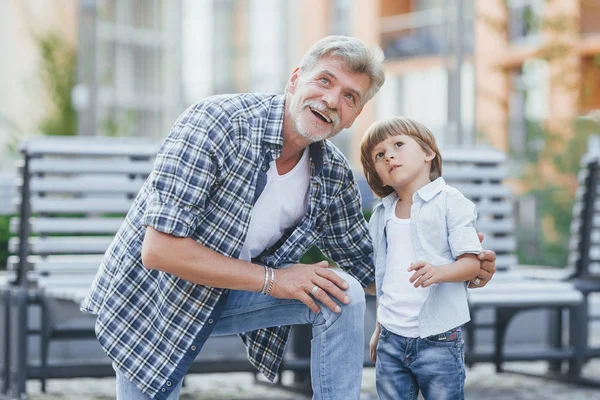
[439,183,467,199]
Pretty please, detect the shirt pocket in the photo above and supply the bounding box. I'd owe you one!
[416,204,451,258]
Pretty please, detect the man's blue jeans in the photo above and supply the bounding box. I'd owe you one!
[375,325,465,400]
[115,268,366,400]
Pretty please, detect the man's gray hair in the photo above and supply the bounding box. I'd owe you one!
[290,35,386,105]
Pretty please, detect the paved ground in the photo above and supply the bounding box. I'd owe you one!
[23,360,600,400]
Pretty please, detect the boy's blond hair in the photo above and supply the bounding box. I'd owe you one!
[360,116,443,198]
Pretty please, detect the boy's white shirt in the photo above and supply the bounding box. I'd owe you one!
[368,177,483,338]
[378,207,431,337]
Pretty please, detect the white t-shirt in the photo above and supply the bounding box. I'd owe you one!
[239,148,310,261]
[378,199,433,337]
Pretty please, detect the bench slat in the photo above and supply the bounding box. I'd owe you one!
[30,197,134,214]
[443,166,507,181]
[8,255,103,273]
[21,137,159,157]
[30,177,146,194]
[10,237,113,255]
[11,217,125,234]
[29,158,154,175]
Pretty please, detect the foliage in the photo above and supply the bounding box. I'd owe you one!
[514,119,595,266]
[102,110,140,137]
[300,210,372,265]
[0,215,12,271]
[36,31,77,136]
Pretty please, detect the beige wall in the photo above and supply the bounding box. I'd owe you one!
[349,0,381,167]
[474,0,509,151]
[544,0,581,136]
[0,0,77,145]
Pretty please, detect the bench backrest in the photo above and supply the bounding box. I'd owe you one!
[9,138,517,299]
[568,136,600,279]
[8,137,159,299]
[442,148,516,271]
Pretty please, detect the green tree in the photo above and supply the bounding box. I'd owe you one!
[36,31,77,136]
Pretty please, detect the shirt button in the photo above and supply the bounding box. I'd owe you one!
[191,345,197,351]
[261,165,267,172]
[208,318,214,324]
[223,289,229,294]
[166,381,172,387]
[161,388,166,392]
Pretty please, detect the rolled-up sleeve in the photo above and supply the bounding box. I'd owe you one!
[143,102,230,237]
[446,194,483,259]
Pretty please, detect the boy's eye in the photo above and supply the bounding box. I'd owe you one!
[394,142,403,148]
[374,152,384,160]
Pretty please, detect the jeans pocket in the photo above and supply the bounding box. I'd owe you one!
[379,325,392,341]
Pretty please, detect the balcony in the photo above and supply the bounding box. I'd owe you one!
[381,7,473,61]
[581,0,600,37]
[507,0,543,45]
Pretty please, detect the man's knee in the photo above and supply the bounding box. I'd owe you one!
[333,269,366,306]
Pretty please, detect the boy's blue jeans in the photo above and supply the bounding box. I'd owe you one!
[115,268,366,400]
[375,325,466,400]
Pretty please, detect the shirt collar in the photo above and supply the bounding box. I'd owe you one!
[379,177,446,212]
[414,177,446,202]
[263,95,285,159]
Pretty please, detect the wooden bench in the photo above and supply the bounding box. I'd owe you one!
[441,148,585,379]
[1,137,257,399]
[0,138,591,398]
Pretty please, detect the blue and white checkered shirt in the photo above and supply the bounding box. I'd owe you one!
[81,93,374,400]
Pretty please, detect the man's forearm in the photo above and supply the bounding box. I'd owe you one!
[141,226,264,292]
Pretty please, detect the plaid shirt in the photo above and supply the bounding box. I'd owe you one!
[81,93,374,400]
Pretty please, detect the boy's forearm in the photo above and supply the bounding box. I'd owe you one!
[437,254,480,283]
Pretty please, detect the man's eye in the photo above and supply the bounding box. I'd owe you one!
[345,93,355,103]
[319,77,329,84]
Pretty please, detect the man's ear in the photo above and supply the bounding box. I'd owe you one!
[288,67,300,94]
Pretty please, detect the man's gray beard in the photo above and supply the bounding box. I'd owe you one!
[290,101,341,143]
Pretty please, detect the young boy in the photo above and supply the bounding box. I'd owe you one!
[360,116,482,400]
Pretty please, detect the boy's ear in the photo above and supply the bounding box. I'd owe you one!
[425,152,436,163]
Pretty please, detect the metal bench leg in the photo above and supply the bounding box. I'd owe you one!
[9,288,28,400]
[495,308,517,373]
[0,288,10,396]
[40,299,49,393]
[547,308,563,373]
[568,300,586,376]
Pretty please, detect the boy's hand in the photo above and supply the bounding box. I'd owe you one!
[369,325,381,363]
[408,261,439,288]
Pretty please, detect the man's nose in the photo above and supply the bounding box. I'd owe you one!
[322,91,339,110]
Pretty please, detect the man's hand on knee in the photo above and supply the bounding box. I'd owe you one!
[270,261,351,314]
[468,233,497,289]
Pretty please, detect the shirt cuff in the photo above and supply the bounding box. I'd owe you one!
[448,227,483,259]
[143,201,198,238]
